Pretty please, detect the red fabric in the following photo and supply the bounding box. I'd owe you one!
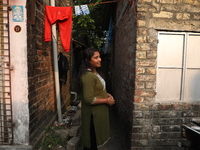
[44,5,72,52]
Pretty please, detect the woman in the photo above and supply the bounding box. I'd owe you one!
[79,48,115,150]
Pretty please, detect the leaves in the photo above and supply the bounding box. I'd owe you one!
[73,0,107,50]
[38,127,66,149]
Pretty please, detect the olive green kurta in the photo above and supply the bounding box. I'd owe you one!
[80,71,110,149]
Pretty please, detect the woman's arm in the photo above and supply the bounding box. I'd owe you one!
[82,72,115,106]
[92,96,115,106]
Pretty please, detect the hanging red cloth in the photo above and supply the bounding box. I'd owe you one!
[44,5,72,52]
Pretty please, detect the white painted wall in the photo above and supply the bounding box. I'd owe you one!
[9,0,29,144]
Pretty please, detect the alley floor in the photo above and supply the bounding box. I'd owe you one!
[100,106,127,150]
[38,98,127,150]
[77,105,126,150]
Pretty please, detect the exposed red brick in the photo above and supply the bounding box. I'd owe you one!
[27,0,72,148]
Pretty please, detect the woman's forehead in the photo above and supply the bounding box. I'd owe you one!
[93,51,100,56]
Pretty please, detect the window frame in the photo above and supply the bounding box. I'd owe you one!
[156,31,200,102]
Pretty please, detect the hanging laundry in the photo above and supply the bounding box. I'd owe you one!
[44,5,72,52]
[74,5,90,16]
[102,17,113,53]
[74,5,82,16]
[58,52,69,85]
[80,5,90,15]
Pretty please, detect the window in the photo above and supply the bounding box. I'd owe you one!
[156,32,200,102]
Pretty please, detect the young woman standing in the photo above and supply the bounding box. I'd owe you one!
[79,48,115,150]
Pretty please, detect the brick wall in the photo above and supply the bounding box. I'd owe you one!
[57,36,71,109]
[26,0,72,148]
[112,0,136,149]
[113,0,200,149]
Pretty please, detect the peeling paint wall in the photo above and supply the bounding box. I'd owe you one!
[9,0,29,144]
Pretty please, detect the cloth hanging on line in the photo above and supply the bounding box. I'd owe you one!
[58,52,69,85]
[102,17,113,53]
[74,5,90,16]
[44,5,73,52]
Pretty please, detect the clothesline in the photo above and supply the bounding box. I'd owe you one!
[87,1,117,6]
[40,0,135,52]
[36,0,117,7]
[36,0,68,6]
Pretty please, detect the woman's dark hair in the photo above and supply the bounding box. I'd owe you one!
[78,48,104,78]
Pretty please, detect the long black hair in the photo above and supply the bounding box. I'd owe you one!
[78,48,104,78]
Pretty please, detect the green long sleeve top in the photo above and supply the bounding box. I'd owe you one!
[80,71,110,149]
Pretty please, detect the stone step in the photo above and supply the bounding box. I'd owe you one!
[69,125,81,137]
[66,136,80,150]
[71,110,81,126]
[0,145,32,150]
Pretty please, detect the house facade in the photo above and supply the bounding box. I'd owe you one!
[0,0,72,149]
[113,0,200,149]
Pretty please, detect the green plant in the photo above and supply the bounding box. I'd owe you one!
[38,127,66,150]
[73,0,107,50]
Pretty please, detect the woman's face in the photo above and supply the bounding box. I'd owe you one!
[89,51,101,68]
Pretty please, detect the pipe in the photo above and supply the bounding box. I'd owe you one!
[50,0,62,123]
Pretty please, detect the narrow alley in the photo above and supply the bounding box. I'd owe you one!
[2,0,200,150]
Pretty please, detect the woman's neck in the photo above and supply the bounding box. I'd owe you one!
[93,68,97,74]
[87,68,97,74]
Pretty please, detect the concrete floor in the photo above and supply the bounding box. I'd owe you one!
[101,106,126,150]
[78,106,126,150]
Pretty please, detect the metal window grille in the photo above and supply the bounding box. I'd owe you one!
[0,0,13,144]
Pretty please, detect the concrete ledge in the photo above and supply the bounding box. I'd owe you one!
[69,125,81,137]
[67,137,80,150]
[0,145,33,150]
[72,110,81,126]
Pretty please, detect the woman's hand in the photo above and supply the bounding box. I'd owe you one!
[107,93,114,100]
[91,94,115,106]
[106,94,115,106]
